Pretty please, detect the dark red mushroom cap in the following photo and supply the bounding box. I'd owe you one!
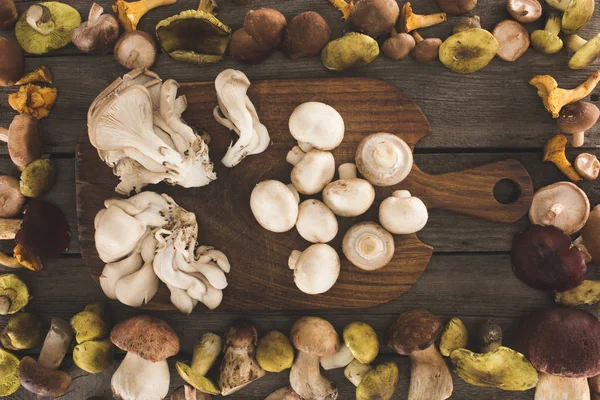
[386,309,442,355]
[511,225,586,292]
[516,308,600,377]
[111,315,179,362]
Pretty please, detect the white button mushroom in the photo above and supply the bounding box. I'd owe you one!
[379,190,429,234]
[288,102,345,151]
[342,222,395,271]
[288,244,340,294]
[251,180,299,233]
[529,182,590,235]
[355,132,413,187]
[322,163,375,217]
[286,146,335,195]
[296,200,338,244]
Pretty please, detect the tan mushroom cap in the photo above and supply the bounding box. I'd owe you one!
[529,182,590,235]
[0,176,26,218]
[506,0,542,23]
[574,153,600,180]
[0,37,23,86]
[493,20,530,62]
[355,133,413,187]
[114,30,157,69]
[110,315,179,362]
[18,356,71,397]
[5,114,41,169]
[290,316,340,357]
[343,222,395,271]
[381,32,415,60]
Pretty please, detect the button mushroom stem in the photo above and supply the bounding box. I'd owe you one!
[127,49,141,65]
[286,146,306,166]
[26,4,55,35]
[566,34,589,52]
[339,162,358,179]
[541,203,565,225]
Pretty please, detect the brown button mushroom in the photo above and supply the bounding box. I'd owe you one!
[289,316,339,400]
[557,101,600,147]
[511,225,586,292]
[329,0,400,38]
[574,153,600,180]
[493,20,530,61]
[0,114,41,169]
[0,37,23,87]
[283,11,331,59]
[580,205,600,262]
[516,308,600,400]
[229,8,287,64]
[381,31,415,60]
[386,309,453,400]
[437,0,477,15]
[0,0,17,31]
[412,31,443,63]
[114,30,157,70]
[110,315,180,400]
[528,182,590,235]
[506,0,542,23]
[0,176,26,218]
[265,386,301,400]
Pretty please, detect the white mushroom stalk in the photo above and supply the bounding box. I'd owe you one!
[214,69,270,167]
[95,191,230,313]
[87,68,216,194]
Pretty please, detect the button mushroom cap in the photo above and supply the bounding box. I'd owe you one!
[287,147,335,195]
[114,30,157,70]
[493,20,530,62]
[516,308,600,399]
[379,190,428,235]
[0,37,23,86]
[507,0,542,23]
[296,199,338,244]
[323,163,375,217]
[557,102,600,147]
[0,176,26,218]
[581,205,600,262]
[412,32,442,62]
[289,102,345,151]
[250,180,299,233]
[529,182,590,235]
[0,0,17,31]
[283,11,331,59]
[0,114,42,169]
[343,222,395,271]
[437,0,477,15]
[355,133,413,186]
[511,225,586,292]
[382,32,415,60]
[289,244,340,295]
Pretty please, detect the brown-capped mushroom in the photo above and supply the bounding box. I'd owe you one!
[386,310,453,400]
[381,30,415,60]
[0,0,16,31]
[412,31,442,63]
[283,11,331,59]
[453,15,481,33]
[580,205,600,262]
[0,114,41,169]
[71,3,119,55]
[0,176,26,218]
[591,375,600,400]
[0,37,23,87]
[343,222,395,271]
[329,0,400,38]
[557,101,600,147]
[507,0,542,23]
[114,30,157,70]
[575,153,600,180]
[229,8,286,64]
[493,20,530,61]
[479,320,503,353]
[528,182,590,235]
[437,0,477,15]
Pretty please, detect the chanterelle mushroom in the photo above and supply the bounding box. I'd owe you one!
[296,200,338,244]
[543,134,582,182]
[111,315,180,400]
[0,114,41,169]
[113,0,176,31]
[355,133,413,187]
[529,182,590,234]
[516,308,600,400]
[343,222,395,271]
[251,180,299,233]
[386,309,453,400]
[557,101,599,147]
[289,244,340,294]
[379,190,429,234]
[290,317,340,400]
[289,102,345,152]
[287,146,335,195]
[323,163,375,217]
[397,2,446,33]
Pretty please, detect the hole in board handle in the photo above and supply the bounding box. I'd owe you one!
[493,179,521,205]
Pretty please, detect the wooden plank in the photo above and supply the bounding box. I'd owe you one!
[0,0,599,152]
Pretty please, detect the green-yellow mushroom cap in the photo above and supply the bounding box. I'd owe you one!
[343,321,379,364]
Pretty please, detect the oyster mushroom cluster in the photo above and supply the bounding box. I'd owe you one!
[95,191,230,314]
[88,68,217,195]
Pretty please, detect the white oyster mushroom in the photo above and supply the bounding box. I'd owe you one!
[355,132,413,187]
[196,246,231,273]
[214,69,270,167]
[323,163,375,217]
[288,244,340,294]
[289,102,345,151]
[379,190,429,234]
[251,180,299,232]
[95,205,147,263]
[100,252,143,299]
[115,262,159,307]
[343,222,395,271]
[296,200,338,244]
[287,146,336,195]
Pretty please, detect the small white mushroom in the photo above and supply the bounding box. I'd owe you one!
[379,190,429,234]
[320,346,354,371]
[287,146,335,195]
[251,180,299,232]
[322,163,375,217]
[355,133,413,187]
[529,182,590,235]
[343,222,395,271]
[288,102,345,151]
[574,153,600,180]
[296,200,338,244]
[288,244,340,294]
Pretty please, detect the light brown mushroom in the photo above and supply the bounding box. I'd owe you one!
[453,15,481,33]
[437,0,477,15]
[493,20,530,61]
[343,222,395,271]
[557,102,600,147]
[0,176,26,218]
[114,30,157,69]
[574,153,600,180]
[0,114,42,169]
[323,163,375,217]
[529,182,590,235]
[381,30,415,60]
[0,37,23,87]
[71,3,119,55]
[579,205,600,262]
[171,385,213,400]
[0,0,17,31]
[412,31,442,63]
[506,0,542,23]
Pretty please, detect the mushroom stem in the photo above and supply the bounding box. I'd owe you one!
[338,163,358,179]
[127,50,140,65]
[0,128,7,142]
[286,146,306,166]
[412,31,424,43]
[572,132,585,147]
[88,2,104,23]
[545,14,561,36]
[566,35,588,52]
[290,351,337,399]
[392,189,411,199]
[535,373,590,400]
[38,318,73,370]
[288,250,302,270]
[0,296,11,315]
[407,345,453,400]
[357,234,384,260]
[25,4,55,35]
[541,203,565,225]
[190,332,221,374]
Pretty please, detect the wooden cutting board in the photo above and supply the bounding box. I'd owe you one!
[76,77,533,311]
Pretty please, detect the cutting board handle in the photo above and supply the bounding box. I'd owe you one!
[403,159,533,224]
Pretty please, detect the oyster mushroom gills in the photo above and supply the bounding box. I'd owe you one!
[528,182,590,235]
[283,11,331,59]
[323,163,375,217]
[289,243,340,294]
[156,0,231,65]
[114,31,157,69]
[0,37,23,87]
[214,69,270,167]
[355,132,413,187]
[176,332,221,394]
[329,0,400,38]
[343,221,395,271]
[111,315,180,400]
[95,191,230,313]
[88,69,216,194]
[229,8,286,64]
[71,3,119,55]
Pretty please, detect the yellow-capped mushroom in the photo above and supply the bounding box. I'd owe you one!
[256,331,294,373]
[343,321,379,364]
[439,317,468,357]
[439,29,499,74]
[0,274,30,315]
[176,332,221,395]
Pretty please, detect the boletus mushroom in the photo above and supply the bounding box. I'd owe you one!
[114,31,157,69]
[412,31,443,62]
[507,0,542,23]
[437,0,477,15]
[439,29,499,73]
[343,221,395,271]
[251,180,299,233]
[15,2,82,55]
[19,317,73,397]
[219,320,265,395]
[289,244,340,295]
[386,309,453,400]
[1,312,42,350]
[321,32,380,72]
[493,20,530,61]
[381,31,415,60]
[528,182,590,234]
[398,2,447,33]
[0,0,17,31]
[265,386,301,400]
[543,134,582,182]
[176,332,221,395]
[287,146,336,195]
[155,0,232,65]
[557,101,600,147]
[283,11,331,59]
[0,37,23,86]
[111,315,180,400]
[329,0,400,38]
[567,33,600,70]
[575,153,600,179]
[579,205,600,262]
[113,0,176,31]
[296,200,338,244]
[516,308,600,400]
[71,3,119,55]
[256,331,295,373]
[289,316,339,400]
[355,132,413,186]
[531,13,563,54]
[439,317,468,357]
[0,347,19,396]
[0,114,42,170]
[512,225,586,292]
[289,102,345,151]
[71,303,113,374]
[229,8,286,64]
[0,176,26,218]
[323,163,375,217]
[379,190,428,234]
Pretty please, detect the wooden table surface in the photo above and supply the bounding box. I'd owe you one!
[3,0,599,398]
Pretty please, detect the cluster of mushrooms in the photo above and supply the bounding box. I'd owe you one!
[249,103,429,295]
